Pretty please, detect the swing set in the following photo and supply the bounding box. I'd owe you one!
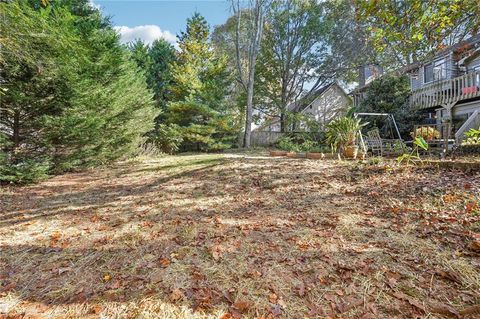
[354,112,405,156]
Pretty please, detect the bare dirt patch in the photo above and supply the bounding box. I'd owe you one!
[1,153,479,318]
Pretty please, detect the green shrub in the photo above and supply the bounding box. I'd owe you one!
[276,136,301,152]
[462,127,480,146]
[276,135,328,152]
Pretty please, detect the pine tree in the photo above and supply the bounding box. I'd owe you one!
[165,13,235,151]
[0,0,156,182]
[148,39,176,111]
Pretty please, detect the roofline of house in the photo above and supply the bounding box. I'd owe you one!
[292,81,351,113]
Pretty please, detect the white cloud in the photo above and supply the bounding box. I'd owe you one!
[88,0,101,10]
[114,25,177,46]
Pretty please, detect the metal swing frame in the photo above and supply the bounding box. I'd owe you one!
[353,112,404,155]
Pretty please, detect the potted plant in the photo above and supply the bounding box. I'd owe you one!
[326,117,366,159]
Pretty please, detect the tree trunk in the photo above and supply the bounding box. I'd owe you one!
[13,110,20,149]
[232,0,266,148]
[244,79,254,148]
[280,108,287,133]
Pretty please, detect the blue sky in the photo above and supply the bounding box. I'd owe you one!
[92,0,232,45]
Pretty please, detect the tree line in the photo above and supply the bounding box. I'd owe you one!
[1,0,478,182]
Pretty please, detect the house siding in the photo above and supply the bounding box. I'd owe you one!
[412,53,455,91]
[456,101,480,116]
[467,56,480,71]
[300,85,350,129]
[258,83,351,132]
[410,73,421,90]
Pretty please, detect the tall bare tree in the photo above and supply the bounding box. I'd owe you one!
[231,0,269,148]
[256,0,329,132]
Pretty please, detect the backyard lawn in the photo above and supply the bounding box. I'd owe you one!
[0,152,479,319]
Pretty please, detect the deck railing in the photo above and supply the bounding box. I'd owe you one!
[410,70,480,109]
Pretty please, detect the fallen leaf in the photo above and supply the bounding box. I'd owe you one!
[109,280,121,290]
[390,291,426,312]
[336,298,363,313]
[232,300,252,313]
[268,293,278,303]
[469,240,480,252]
[90,305,102,314]
[210,244,223,261]
[435,270,462,284]
[270,304,282,316]
[428,302,459,317]
[170,288,183,302]
[50,232,62,246]
[465,202,478,213]
[296,282,305,297]
[159,258,171,267]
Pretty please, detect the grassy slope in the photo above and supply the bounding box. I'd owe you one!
[0,152,479,318]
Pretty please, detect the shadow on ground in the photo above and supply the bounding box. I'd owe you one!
[1,154,479,318]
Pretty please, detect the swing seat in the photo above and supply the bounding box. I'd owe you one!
[365,128,383,156]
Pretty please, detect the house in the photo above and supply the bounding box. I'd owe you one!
[353,34,480,142]
[256,82,351,132]
[351,64,385,108]
[408,34,480,141]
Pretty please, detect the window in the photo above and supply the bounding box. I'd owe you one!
[474,65,480,86]
[410,73,418,88]
[424,58,446,83]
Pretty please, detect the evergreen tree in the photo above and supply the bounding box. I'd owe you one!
[0,0,156,182]
[127,39,176,111]
[128,40,152,74]
[164,13,235,151]
[148,39,176,111]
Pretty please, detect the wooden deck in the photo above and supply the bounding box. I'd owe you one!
[410,70,480,109]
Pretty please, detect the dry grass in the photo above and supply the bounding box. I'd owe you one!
[0,151,479,319]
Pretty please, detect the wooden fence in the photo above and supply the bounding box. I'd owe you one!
[250,131,285,147]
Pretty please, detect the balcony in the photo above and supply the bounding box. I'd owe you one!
[410,70,480,110]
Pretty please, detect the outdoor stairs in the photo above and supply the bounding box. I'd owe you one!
[455,109,480,143]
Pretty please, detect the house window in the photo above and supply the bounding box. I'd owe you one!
[410,73,418,88]
[474,65,480,86]
[424,58,446,83]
